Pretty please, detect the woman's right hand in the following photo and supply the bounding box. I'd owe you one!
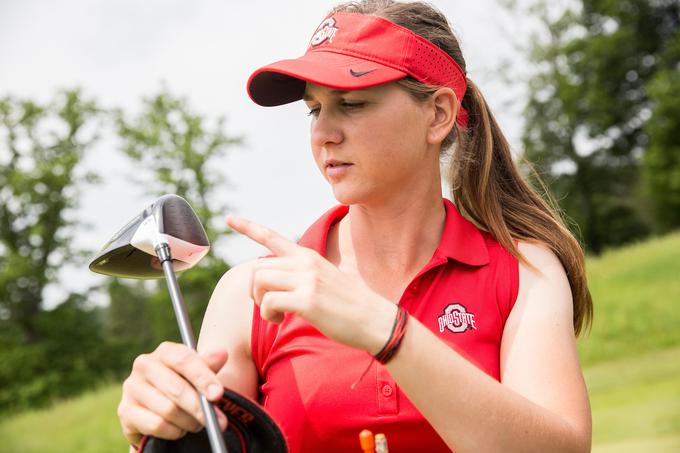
[118,341,230,449]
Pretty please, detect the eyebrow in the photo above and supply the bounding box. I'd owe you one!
[302,89,350,101]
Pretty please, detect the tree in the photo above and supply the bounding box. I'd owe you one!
[0,89,101,342]
[519,0,679,252]
[116,88,241,244]
[0,90,112,413]
[643,26,680,231]
[103,279,156,372]
[109,89,241,347]
[0,87,243,413]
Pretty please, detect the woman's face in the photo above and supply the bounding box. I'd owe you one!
[303,82,439,206]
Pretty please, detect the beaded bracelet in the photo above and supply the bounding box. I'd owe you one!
[374,306,409,364]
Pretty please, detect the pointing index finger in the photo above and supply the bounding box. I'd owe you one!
[227,215,298,256]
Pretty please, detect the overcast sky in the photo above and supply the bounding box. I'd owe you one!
[0,0,529,307]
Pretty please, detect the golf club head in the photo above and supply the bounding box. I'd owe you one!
[89,194,210,279]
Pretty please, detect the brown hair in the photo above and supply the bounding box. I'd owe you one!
[331,0,592,335]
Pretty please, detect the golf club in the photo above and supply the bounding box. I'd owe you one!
[89,194,227,453]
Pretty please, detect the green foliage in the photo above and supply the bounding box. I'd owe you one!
[115,88,241,242]
[0,295,116,414]
[103,279,157,373]
[0,87,241,415]
[521,0,680,253]
[643,61,680,230]
[0,90,101,342]
[103,261,229,361]
[0,90,118,414]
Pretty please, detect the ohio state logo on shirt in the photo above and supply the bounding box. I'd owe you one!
[438,303,477,333]
[310,17,339,47]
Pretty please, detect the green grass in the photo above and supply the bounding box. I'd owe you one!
[580,232,680,450]
[0,232,679,452]
[588,347,680,452]
[0,384,128,453]
[578,231,680,366]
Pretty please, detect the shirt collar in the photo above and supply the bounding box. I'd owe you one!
[297,204,348,253]
[297,198,489,267]
[437,198,489,266]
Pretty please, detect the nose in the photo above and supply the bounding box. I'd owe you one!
[310,109,343,150]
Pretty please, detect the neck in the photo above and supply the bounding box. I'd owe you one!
[329,184,446,292]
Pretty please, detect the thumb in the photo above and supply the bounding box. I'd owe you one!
[199,348,229,374]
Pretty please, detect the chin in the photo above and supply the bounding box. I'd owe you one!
[330,184,376,206]
[330,189,357,206]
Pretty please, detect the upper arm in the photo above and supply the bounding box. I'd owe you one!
[197,260,259,400]
[500,241,591,440]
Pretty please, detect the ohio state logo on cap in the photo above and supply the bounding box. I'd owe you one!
[438,303,477,333]
[309,17,339,47]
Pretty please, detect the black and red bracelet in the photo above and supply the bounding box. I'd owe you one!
[374,306,409,364]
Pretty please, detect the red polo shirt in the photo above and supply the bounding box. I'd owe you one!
[251,199,519,452]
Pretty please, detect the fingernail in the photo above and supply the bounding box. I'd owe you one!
[207,383,222,400]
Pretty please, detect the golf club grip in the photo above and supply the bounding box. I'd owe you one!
[157,245,228,453]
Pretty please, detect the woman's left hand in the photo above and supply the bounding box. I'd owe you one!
[227,215,396,354]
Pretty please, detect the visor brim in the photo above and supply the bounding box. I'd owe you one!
[247,51,407,107]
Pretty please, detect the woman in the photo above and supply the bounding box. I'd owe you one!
[118,1,593,451]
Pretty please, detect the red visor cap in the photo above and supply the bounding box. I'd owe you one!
[247,12,469,126]
[248,52,407,106]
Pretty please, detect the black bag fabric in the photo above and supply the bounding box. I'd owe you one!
[139,388,288,453]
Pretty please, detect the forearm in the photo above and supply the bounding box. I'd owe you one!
[385,317,589,453]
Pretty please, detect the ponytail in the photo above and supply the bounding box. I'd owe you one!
[452,80,593,335]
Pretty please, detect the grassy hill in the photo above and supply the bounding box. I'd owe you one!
[0,384,128,452]
[1,232,679,452]
[576,231,680,451]
[586,346,680,451]
[578,231,680,366]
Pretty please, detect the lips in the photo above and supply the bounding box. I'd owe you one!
[324,159,353,168]
[324,159,353,179]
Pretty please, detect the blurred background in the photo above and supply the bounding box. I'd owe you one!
[0,0,678,451]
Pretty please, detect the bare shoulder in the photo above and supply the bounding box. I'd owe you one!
[215,259,258,290]
[517,240,568,279]
[198,260,257,353]
[503,240,575,337]
[197,260,259,398]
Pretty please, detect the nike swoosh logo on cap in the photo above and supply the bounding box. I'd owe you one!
[349,69,376,77]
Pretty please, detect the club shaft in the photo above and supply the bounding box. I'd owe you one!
[157,244,227,453]
[159,257,197,349]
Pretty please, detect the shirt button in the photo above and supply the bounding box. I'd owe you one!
[381,385,393,397]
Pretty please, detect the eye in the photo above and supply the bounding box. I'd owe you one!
[306,106,320,117]
[341,101,366,111]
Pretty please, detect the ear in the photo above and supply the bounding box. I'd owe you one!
[426,87,458,146]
